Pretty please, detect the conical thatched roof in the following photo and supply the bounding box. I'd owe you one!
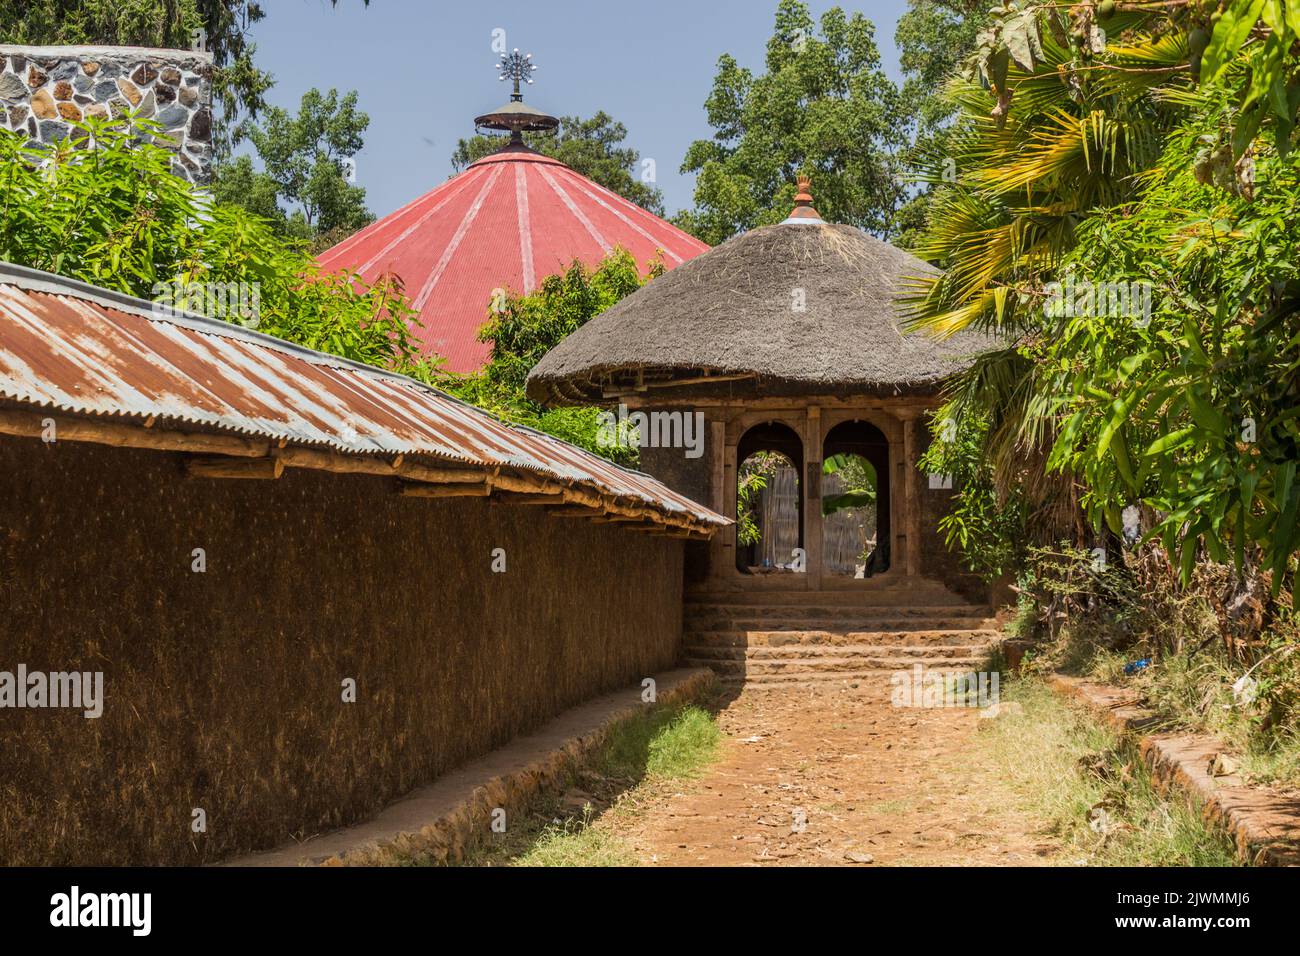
[527,218,991,405]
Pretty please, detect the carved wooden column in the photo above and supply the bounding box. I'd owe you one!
[896,407,922,578]
[720,416,739,585]
[805,405,822,590]
[707,417,728,585]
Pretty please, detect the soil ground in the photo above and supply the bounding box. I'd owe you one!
[602,682,1062,866]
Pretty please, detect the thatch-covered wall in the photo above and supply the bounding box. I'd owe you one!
[0,436,683,865]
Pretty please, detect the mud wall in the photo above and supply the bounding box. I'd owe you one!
[0,436,682,865]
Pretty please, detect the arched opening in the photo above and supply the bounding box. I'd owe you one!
[735,421,803,574]
[822,420,890,576]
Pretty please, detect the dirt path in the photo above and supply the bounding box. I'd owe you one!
[608,683,1064,866]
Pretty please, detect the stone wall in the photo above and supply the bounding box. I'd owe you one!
[0,44,213,183]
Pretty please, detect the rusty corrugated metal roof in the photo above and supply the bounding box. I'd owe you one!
[0,262,726,526]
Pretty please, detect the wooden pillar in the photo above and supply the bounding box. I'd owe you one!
[898,409,922,578]
[707,418,727,584]
[805,405,822,590]
[720,428,738,584]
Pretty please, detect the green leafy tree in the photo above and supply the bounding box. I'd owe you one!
[0,117,416,370]
[232,88,373,243]
[208,153,283,225]
[891,0,990,249]
[900,1,1187,562]
[435,250,661,463]
[452,112,666,216]
[1045,82,1300,601]
[675,0,905,244]
[903,1,1300,597]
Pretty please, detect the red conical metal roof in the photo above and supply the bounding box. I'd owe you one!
[317,145,709,373]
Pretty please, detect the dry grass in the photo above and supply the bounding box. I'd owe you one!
[1013,544,1300,790]
[976,679,1241,866]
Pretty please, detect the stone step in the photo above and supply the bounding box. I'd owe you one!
[686,617,998,634]
[686,594,988,613]
[683,629,1000,649]
[684,642,997,662]
[684,655,991,676]
[685,583,968,606]
[707,668,985,689]
[685,602,991,620]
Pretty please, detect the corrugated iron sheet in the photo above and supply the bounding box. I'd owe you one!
[0,264,727,526]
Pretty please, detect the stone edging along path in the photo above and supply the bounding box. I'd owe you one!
[1049,675,1300,867]
[229,667,715,867]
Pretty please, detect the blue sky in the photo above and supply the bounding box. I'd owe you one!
[244,0,912,219]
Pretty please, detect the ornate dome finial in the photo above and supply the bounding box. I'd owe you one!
[783,174,824,224]
[497,49,536,102]
[475,48,559,145]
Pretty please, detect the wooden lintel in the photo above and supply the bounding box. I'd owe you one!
[399,482,491,499]
[186,455,284,480]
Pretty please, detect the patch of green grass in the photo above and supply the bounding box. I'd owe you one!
[459,700,722,867]
[976,679,1241,867]
[599,704,721,783]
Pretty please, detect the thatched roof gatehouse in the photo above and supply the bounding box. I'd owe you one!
[529,179,992,604]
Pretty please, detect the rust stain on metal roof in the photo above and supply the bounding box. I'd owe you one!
[0,265,727,525]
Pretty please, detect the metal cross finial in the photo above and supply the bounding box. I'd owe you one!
[496,49,537,102]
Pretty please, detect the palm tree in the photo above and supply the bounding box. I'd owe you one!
[899,4,1191,538]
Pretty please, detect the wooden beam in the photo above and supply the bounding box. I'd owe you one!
[493,471,561,495]
[399,482,491,499]
[491,492,562,505]
[186,455,284,480]
[273,446,485,485]
[0,407,269,458]
[547,504,607,517]
[602,373,755,399]
[398,459,489,485]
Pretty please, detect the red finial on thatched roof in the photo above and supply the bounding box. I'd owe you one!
[784,175,823,223]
